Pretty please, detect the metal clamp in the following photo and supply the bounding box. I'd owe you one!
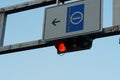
[56,0,60,5]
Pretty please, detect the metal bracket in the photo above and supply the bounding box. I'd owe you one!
[56,0,60,5]
[0,13,7,46]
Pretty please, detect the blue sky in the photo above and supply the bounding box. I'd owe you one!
[0,0,120,80]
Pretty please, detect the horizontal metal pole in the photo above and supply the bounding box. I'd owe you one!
[0,0,70,14]
[89,25,120,39]
[0,25,120,55]
[0,40,54,54]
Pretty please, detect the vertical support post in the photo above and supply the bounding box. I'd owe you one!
[0,13,7,46]
[113,0,120,25]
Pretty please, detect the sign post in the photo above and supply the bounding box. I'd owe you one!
[43,0,103,41]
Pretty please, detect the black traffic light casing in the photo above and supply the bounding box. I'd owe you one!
[54,36,93,54]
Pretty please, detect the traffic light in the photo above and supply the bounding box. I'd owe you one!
[54,36,93,54]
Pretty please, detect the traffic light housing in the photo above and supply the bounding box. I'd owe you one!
[54,36,93,54]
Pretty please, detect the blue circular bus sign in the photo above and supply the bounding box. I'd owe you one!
[70,11,84,25]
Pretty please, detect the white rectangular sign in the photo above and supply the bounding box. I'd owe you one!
[43,0,102,41]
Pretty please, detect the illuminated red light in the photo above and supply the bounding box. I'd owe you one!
[54,41,67,53]
[58,43,67,53]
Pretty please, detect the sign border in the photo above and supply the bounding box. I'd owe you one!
[43,0,103,42]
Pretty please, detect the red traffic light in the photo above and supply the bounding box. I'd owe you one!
[54,37,93,54]
[54,40,67,53]
[58,42,67,53]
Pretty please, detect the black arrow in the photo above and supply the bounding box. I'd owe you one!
[52,18,60,26]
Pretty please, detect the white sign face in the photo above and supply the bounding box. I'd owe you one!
[43,0,102,41]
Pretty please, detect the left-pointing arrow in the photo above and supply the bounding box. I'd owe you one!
[52,18,60,26]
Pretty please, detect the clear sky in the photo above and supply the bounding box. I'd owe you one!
[0,0,120,80]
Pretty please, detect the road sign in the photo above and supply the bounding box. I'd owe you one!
[43,0,103,41]
[66,4,84,32]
